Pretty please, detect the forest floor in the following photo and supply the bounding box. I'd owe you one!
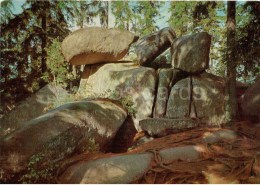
[69,121,260,184]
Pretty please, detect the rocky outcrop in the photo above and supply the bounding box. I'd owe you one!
[62,27,138,65]
[78,62,157,131]
[136,27,176,67]
[171,32,211,73]
[139,118,199,137]
[0,100,127,176]
[166,72,229,126]
[0,84,69,137]
[153,68,188,118]
[241,78,260,122]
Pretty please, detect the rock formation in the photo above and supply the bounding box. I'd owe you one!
[1,26,257,184]
[62,27,138,65]
[135,27,176,67]
[77,62,156,131]
[0,84,69,137]
[0,100,127,177]
[171,32,211,73]
[241,78,260,122]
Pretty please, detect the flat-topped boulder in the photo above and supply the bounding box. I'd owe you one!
[171,32,211,73]
[139,118,199,137]
[61,27,138,65]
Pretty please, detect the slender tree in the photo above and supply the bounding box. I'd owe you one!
[226,1,238,122]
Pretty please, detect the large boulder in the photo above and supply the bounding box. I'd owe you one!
[0,100,127,177]
[61,27,138,65]
[136,27,176,67]
[166,72,229,126]
[77,62,157,131]
[0,84,69,137]
[153,68,188,118]
[241,78,260,122]
[58,153,153,184]
[171,32,211,73]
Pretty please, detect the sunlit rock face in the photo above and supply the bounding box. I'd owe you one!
[171,32,211,73]
[166,72,229,126]
[241,78,260,122]
[0,100,127,176]
[135,27,176,67]
[77,62,157,131]
[61,27,138,65]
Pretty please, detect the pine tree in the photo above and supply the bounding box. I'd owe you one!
[236,2,260,83]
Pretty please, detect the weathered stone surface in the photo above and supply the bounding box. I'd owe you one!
[62,27,138,65]
[171,32,211,73]
[0,100,127,175]
[136,27,176,67]
[0,84,69,137]
[202,130,237,144]
[166,76,192,118]
[58,153,152,184]
[58,128,242,184]
[77,63,157,131]
[153,69,173,118]
[166,72,229,126]
[159,146,201,164]
[241,78,260,122]
[153,68,188,118]
[139,118,199,137]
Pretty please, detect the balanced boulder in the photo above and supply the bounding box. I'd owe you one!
[171,32,211,73]
[62,27,138,65]
[0,100,127,176]
[78,63,157,131]
[136,27,176,67]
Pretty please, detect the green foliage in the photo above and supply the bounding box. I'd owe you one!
[0,0,72,114]
[19,154,58,183]
[235,2,260,83]
[134,1,164,36]
[109,91,137,118]
[83,138,100,153]
[0,0,14,24]
[111,1,132,30]
[44,39,77,88]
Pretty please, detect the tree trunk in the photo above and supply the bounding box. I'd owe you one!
[226,1,238,123]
